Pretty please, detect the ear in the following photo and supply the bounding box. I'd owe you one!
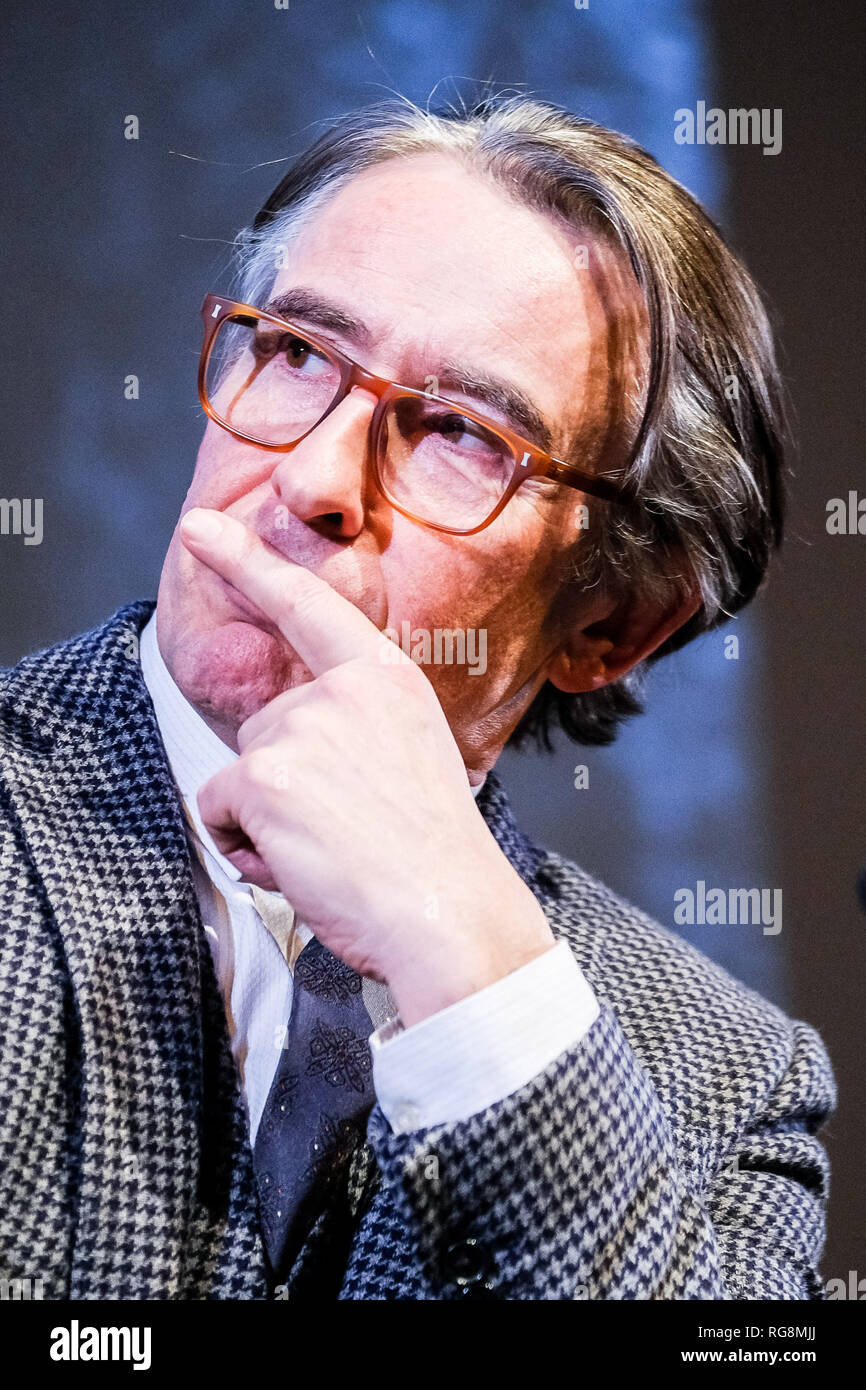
[548,573,702,694]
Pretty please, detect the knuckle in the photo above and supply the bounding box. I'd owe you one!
[318,660,367,699]
[282,573,328,624]
[390,655,432,697]
[243,748,281,790]
[196,779,217,820]
[226,524,260,579]
[236,716,258,752]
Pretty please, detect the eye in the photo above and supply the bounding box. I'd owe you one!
[252,328,333,377]
[283,336,328,373]
[427,411,497,452]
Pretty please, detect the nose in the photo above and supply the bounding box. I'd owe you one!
[268,385,379,539]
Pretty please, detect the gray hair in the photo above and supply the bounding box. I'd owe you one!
[228,92,787,748]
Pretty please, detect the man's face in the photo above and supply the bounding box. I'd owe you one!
[156,152,646,775]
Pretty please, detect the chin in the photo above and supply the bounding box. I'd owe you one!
[175,618,300,734]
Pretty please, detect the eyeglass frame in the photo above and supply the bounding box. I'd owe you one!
[197,292,628,537]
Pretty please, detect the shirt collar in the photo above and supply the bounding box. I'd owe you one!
[140,609,485,884]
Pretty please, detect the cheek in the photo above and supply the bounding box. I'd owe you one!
[184,425,270,510]
[378,516,568,680]
[384,507,570,622]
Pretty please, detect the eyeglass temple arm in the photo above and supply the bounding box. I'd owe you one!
[545,458,628,504]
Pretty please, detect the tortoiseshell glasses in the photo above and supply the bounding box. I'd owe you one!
[198,293,626,536]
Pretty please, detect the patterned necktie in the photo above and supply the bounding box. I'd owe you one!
[252,931,377,1282]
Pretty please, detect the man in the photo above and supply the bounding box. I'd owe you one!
[0,94,834,1300]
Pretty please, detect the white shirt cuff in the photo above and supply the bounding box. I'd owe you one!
[370,940,599,1133]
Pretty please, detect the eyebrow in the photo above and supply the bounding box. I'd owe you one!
[434,360,552,453]
[262,287,553,452]
[263,289,372,348]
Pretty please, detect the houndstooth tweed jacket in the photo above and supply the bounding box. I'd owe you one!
[0,601,835,1300]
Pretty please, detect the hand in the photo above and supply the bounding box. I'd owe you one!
[181,507,556,1026]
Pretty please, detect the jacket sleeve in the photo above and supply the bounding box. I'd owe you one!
[340,1005,835,1300]
[706,1017,834,1300]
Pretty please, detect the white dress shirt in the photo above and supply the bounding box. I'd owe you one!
[139,611,598,1140]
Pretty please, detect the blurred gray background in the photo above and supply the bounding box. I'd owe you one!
[1,0,862,1282]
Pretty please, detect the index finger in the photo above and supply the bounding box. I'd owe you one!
[179,507,392,676]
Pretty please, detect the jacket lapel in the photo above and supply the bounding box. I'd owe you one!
[1,601,268,1298]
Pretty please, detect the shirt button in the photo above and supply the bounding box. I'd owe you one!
[393,1101,422,1131]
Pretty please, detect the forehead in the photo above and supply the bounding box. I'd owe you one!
[269,152,646,453]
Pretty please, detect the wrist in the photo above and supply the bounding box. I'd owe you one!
[385,872,556,1027]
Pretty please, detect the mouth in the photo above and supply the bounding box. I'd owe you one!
[199,532,389,637]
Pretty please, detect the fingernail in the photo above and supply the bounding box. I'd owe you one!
[181,509,223,543]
